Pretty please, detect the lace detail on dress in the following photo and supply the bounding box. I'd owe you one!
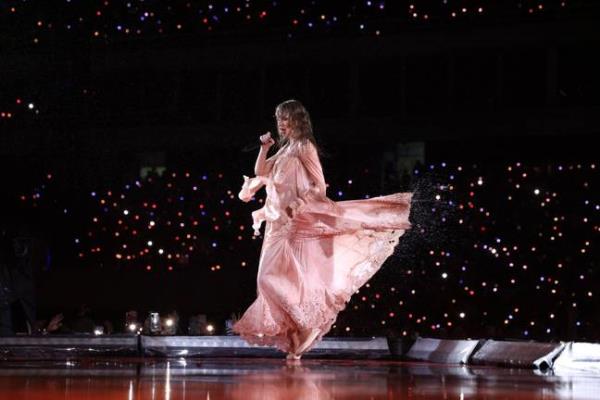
[296,227,406,354]
[233,226,407,354]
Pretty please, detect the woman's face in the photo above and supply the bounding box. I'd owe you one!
[276,113,292,139]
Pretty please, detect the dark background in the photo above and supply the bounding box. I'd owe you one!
[1,0,598,339]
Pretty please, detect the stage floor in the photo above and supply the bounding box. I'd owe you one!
[1,357,598,399]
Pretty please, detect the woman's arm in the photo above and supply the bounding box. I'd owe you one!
[297,141,326,196]
[285,141,327,217]
[254,146,276,176]
[254,132,276,176]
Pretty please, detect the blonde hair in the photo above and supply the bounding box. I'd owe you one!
[274,99,320,154]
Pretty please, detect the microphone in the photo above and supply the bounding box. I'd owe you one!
[241,142,262,152]
[241,132,274,152]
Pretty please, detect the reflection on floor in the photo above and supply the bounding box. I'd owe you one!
[1,357,599,399]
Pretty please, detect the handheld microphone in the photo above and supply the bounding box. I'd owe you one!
[241,132,274,152]
[241,142,262,152]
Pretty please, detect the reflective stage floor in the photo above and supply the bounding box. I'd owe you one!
[1,357,599,399]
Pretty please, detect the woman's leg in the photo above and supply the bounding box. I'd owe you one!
[295,327,321,355]
[287,330,302,359]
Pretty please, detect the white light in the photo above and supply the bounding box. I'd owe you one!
[459,312,466,318]
[534,189,540,195]
[441,272,448,279]
[123,210,129,215]
[128,323,138,332]
[28,103,35,109]
[206,324,214,333]
[147,240,153,246]
[165,318,174,327]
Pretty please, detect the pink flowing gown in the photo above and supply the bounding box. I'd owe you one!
[233,139,412,354]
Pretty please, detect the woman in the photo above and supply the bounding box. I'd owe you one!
[233,100,412,359]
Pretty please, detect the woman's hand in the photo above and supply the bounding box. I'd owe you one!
[254,132,275,175]
[259,132,275,150]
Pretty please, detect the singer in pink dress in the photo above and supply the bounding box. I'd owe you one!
[233,100,412,359]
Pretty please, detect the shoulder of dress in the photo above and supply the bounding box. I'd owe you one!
[291,139,313,155]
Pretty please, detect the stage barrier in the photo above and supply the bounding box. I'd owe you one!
[5,334,599,371]
[0,335,139,360]
[470,339,564,369]
[141,335,390,358]
[553,342,600,374]
[404,337,482,364]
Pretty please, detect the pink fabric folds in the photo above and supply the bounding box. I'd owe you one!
[233,139,412,354]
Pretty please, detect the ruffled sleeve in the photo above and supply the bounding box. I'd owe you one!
[238,175,271,236]
[288,141,328,216]
[238,175,268,203]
